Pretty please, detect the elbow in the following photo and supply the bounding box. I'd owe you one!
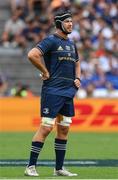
[28,51,33,61]
[27,48,41,62]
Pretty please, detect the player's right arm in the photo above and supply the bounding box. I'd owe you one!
[28,48,50,80]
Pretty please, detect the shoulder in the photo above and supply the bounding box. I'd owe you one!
[37,35,56,46]
[44,34,56,42]
[36,34,56,53]
[68,38,75,45]
[68,38,77,50]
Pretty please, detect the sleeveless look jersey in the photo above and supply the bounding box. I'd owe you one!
[36,34,79,98]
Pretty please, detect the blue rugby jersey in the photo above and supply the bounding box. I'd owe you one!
[36,34,79,98]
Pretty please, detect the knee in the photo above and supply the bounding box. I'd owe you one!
[32,124,53,142]
[56,116,71,139]
[57,126,69,139]
[41,117,55,137]
[41,125,53,138]
[60,126,69,136]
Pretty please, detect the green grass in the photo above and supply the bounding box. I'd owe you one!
[0,132,118,159]
[0,132,118,179]
[0,167,118,179]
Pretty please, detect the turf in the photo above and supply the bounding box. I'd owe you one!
[0,132,118,159]
[0,132,118,179]
[1,167,118,179]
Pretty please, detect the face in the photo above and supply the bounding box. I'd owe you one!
[62,17,73,33]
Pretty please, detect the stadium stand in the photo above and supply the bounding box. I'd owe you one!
[0,0,10,36]
[0,0,118,97]
[0,47,42,95]
[0,0,43,96]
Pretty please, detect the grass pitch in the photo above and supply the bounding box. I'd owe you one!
[0,132,118,179]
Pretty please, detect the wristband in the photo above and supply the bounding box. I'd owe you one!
[76,77,81,82]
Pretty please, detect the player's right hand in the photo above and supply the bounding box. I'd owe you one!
[40,71,50,80]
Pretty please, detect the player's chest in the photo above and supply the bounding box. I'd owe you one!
[52,42,76,61]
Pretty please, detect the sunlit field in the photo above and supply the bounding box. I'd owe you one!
[0,132,118,179]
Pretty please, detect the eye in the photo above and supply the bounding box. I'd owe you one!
[64,19,72,23]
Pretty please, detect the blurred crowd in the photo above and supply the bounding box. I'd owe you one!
[0,73,35,97]
[0,0,118,98]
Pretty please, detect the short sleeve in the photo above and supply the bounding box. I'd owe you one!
[36,36,53,54]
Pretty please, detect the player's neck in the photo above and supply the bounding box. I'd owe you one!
[55,30,68,40]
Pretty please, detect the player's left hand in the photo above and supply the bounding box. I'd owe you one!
[74,78,81,88]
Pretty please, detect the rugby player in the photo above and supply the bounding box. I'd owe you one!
[25,10,81,177]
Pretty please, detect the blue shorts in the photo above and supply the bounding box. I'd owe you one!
[41,93,74,118]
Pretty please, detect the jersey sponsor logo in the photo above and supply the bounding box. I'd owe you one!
[43,108,49,114]
[58,56,76,62]
[57,46,64,51]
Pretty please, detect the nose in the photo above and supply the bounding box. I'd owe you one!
[68,21,72,26]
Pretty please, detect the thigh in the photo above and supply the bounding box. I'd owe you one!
[59,97,75,117]
[41,93,65,118]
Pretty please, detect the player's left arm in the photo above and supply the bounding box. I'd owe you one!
[74,60,81,88]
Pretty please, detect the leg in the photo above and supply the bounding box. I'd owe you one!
[25,117,55,176]
[29,119,54,167]
[56,114,70,139]
[32,123,53,142]
[54,98,73,171]
[54,115,70,171]
[54,115,77,176]
[25,92,59,175]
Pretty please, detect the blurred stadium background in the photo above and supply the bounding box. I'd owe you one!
[0,0,118,179]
